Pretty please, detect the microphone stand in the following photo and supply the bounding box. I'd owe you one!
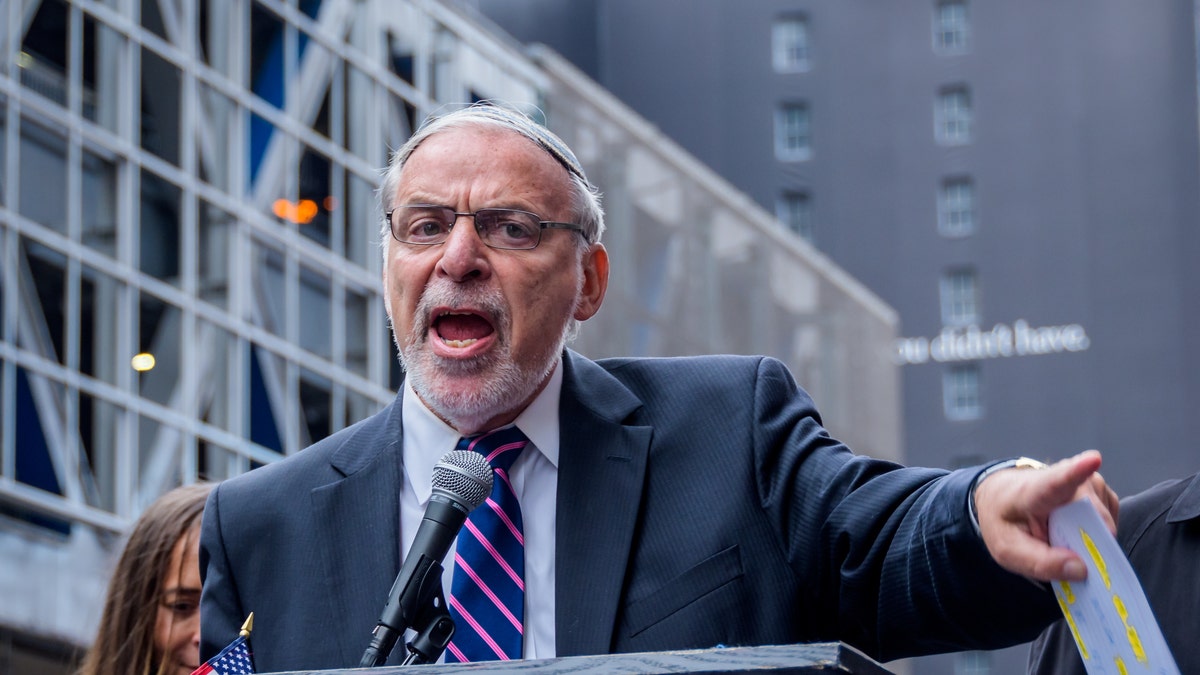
[400,584,455,666]
[361,452,491,667]
[359,556,456,667]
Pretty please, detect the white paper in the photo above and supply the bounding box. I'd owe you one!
[1047,499,1180,675]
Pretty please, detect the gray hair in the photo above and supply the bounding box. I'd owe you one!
[377,104,605,253]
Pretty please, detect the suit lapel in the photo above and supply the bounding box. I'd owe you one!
[555,351,651,656]
[305,360,651,659]
[311,397,405,665]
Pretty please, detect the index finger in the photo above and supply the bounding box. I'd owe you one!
[1025,450,1104,516]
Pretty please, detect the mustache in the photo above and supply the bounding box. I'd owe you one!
[410,281,511,342]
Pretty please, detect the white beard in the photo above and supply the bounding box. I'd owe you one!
[396,280,575,433]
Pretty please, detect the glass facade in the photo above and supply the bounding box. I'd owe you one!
[0,0,546,665]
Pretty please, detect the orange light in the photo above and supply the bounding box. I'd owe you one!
[323,196,338,211]
[297,199,318,224]
[273,198,322,225]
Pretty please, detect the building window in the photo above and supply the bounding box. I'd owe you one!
[776,191,814,242]
[772,16,810,72]
[775,103,811,160]
[944,363,983,420]
[940,267,979,325]
[936,86,972,145]
[938,177,976,236]
[934,1,969,53]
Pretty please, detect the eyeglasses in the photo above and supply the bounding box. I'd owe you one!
[385,204,585,250]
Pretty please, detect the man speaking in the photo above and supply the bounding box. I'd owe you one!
[198,104,1117,671]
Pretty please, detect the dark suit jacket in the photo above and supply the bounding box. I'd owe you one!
[1027,472,1200,675]
[200,351,1058,672]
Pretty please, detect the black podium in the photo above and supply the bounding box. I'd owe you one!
[267,643,895,674]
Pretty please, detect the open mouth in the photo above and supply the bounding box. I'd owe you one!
[432,310,495,348]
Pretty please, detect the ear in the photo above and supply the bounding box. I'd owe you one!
[574,243,609,321]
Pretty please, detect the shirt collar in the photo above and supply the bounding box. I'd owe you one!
[1166,471,1200,523]
[402,360,563,504]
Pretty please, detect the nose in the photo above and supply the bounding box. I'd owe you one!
[436,213,492,282]
[181,613,201,669]
[186,612,201,646]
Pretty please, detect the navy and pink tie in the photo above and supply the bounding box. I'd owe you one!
[446,426,528,662]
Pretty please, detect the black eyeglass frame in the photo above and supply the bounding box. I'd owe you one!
[385,204,586,251]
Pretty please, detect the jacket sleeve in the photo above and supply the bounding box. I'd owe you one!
[198,483,246,662]
[750,356,1059,660]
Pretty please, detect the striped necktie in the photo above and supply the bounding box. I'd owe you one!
[446,426,528,662]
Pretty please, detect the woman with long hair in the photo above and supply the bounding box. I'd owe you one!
[78,483,213,675]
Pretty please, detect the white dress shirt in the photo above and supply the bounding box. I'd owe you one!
[400,361,562,660]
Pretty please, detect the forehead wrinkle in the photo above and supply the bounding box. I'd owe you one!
[396,187,552,216]
[396,128,574,219]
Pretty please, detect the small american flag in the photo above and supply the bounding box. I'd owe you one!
[192,615,255,675]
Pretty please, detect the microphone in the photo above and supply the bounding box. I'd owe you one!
[360,450,493,667]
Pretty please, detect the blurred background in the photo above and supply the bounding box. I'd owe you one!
[0,1,1196,673]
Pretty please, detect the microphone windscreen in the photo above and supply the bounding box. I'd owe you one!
[432,450,493,510]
